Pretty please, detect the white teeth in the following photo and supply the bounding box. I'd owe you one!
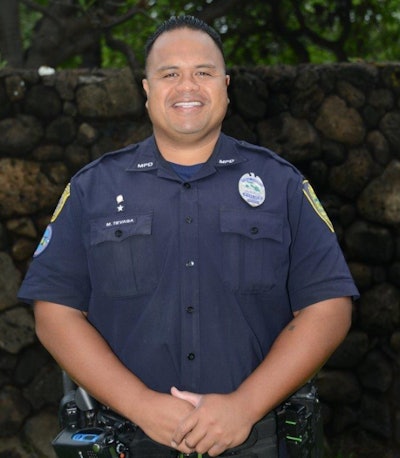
[174,101,202,107]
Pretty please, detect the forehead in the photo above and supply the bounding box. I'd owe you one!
[146,28,225,69]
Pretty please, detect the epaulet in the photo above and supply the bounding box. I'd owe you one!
[73,143,140,178]
[230,136,301,174]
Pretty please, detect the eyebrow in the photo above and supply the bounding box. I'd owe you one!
[155,63,218,73]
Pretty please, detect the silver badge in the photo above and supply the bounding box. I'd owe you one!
[238,172,265,207]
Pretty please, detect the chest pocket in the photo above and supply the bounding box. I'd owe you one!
[220,209,284,293]
[88,212,157,297]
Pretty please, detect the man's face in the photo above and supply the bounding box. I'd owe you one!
[142,28,230,145]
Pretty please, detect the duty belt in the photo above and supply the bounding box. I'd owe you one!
[178,454,203,458]
[176,411,278,457]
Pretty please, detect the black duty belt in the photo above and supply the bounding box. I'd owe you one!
[128,411,279,458]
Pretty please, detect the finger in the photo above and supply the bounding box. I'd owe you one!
[171,386,202,407]
[207,443,227,457]
[171,415,199,446]
[182,428,207,451]
[171,439,196,455]
[192,435,228,457]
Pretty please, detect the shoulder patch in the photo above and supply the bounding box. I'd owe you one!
[302,180,334,232]
[51,183,70,222]
[33,225,53,257]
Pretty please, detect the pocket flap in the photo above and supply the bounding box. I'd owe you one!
[90,213,152,245]
[220,209,282,242]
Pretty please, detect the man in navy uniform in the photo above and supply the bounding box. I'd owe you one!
[19,15,358,457]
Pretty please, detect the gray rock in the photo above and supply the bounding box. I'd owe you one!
[337,80,365,108]
[391,331,400,353]
[0,306,35,354]
[348,262,373,291]
[14,345,51,386]
[368,88,395,112]
[315,95,365,145]
[0,435,32,458]
[0,82,11,117]
[345,221,394,263]
[329,147,375,198]
[290,85,325,118]
[23,363,63,410]
[358,160,400,225]
[76,68,144,118]
[257,113,320,162]
[360,394,392,439]
[329,405,359,434]
[24,85,62,119]
[380,111,400,153]
[359,283,400,335]
[6,218,37,239]
[0,252,21,311]
[0,158,68,217]
[326,330,369,369]
[11,238,37,262]
[65,144,91,173]
[5,75,27,102]
[32,144,64,161]
[45,115,77,145]
[335,63,378,90]
[0,385,31,437]
[366,130,390,165]
[357,350,393,392]
[223,114,257,144]
[23,410,58,458]
[232,72,267,119]
[316,369,361,403]
[76,122,98,146]
[0,115,43,156]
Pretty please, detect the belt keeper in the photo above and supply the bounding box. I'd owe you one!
[178,454,202,458]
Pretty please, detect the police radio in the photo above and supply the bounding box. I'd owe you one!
[51,372,136,458]
[278,380,324,458]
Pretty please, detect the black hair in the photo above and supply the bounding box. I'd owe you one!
[145,15,225,63]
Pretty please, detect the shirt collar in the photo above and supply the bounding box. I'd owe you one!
[126,133,248,176]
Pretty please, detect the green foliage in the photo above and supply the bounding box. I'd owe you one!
[15,0,400,69]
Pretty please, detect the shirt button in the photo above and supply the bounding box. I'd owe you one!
[115,229,123,237]
[185,216,193,223]
[183,182,191,189]
[186,306,195,313]
[250,227,259,235]
[186,260,195,267]
[187,353,195,360]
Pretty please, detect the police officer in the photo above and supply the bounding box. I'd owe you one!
[19,15,359,457]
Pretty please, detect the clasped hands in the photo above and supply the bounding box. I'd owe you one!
[168,387,252,457]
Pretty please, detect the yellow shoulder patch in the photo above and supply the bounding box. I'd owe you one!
[51,183,71,222]
[302,180,334,232]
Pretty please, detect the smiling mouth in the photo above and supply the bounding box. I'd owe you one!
[173,101,203,108]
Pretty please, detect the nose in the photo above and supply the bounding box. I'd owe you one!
[176,73,199,92]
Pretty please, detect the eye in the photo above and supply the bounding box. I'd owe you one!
[197,71,212,77]
[163,72,179,79]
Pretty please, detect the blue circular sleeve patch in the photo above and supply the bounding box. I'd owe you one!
[33,225,53,257]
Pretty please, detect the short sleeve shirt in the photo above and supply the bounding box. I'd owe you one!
[19,134,359,394]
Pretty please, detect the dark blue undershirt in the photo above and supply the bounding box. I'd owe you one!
[169,162,204,180]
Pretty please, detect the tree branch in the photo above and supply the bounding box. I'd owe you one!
[197,0,243,23]
[104,30,141,71]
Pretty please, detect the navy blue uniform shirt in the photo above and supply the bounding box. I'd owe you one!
[18,134,359,394]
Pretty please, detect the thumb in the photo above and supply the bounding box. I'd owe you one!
[171,386,202,407]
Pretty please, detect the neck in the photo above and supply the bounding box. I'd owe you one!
[154,130,221,165]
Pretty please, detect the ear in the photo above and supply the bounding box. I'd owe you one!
[142,78,149,97]
[225,74,230,87]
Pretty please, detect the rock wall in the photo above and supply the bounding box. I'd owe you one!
[1,63,400,457]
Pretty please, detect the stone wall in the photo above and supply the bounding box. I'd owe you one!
[1,63,400,458]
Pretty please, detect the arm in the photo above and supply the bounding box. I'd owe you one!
[34,300,195,452]
[171,296,352,456]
